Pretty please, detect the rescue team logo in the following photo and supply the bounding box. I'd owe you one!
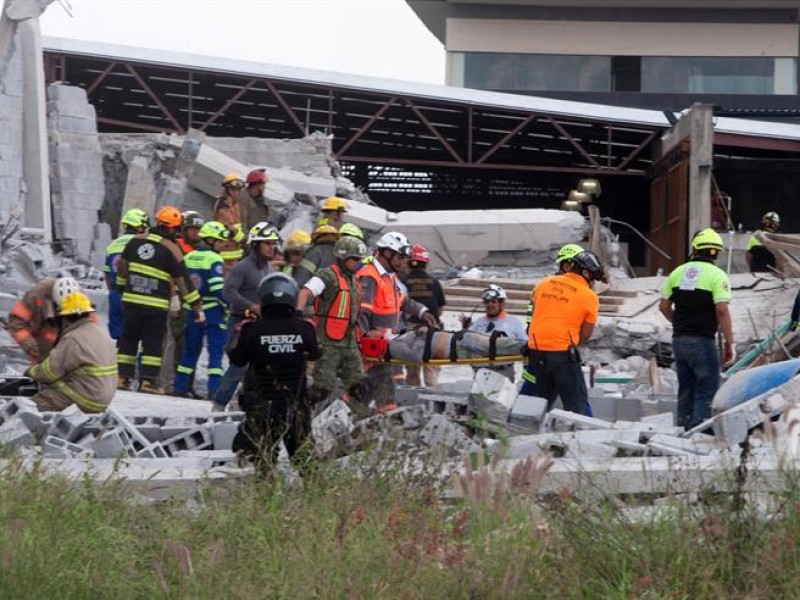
[260,334,303,353]
[191,273,203,290]
[137,243,156,260]
[214,264,223,275]
[679,266,700,291]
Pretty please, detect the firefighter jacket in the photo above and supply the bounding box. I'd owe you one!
[5,278,60,362]
[311,262,360,346]
[28,316,117,413]
[238,187,271,232]
[294,241,336,288]
[183,245,226,319]
[116,228,201,312]
[404,268,446,324]
[356,259,428,337]
[213,194,245,262]
[104,233,133,289]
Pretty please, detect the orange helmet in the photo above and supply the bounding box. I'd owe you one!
[155,205,182,228]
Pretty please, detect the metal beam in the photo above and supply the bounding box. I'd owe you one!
[85,61,116,96]
[476,115,535,164]
[546,116,602,169]
[715,132,800,153]
[404,98,464,163]
[123,64,184,134]
[97,115,174,133]
[199,78,257,131]
[264,80,306,135]
[334,96,398,159]
[616,131,658,171]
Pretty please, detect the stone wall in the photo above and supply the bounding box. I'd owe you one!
[0,35,23,225]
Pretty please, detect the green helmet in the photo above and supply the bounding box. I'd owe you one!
[198,221,230,242]
[692,228,724,251]
[556,243,584,264]
[121,208,150,230]
[334,236,368,261]
[339,222,365,241]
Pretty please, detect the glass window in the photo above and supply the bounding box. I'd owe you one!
[642,57,776,94]
[464,53,610,92]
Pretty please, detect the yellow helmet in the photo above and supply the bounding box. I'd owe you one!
[692,228,724,252]
[58,291,95,316]
[312,224,339,241]
[284,230,312,251]
[222,173,244,188]
[321,197,348,212]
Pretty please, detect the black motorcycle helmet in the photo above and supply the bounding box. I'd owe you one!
[259,272,299,314]
[572,250,607,283]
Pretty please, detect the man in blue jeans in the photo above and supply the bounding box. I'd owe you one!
[659,228,735,429]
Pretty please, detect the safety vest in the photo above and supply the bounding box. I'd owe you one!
[183,247,226,311]
[104,233,133,287]
[314,263,357,342]
[356,261,401,333]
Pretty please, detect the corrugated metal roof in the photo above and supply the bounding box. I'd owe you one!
[42,36,800,144]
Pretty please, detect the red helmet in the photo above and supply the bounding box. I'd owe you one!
[246,170,268,186]
[410,243,430,263]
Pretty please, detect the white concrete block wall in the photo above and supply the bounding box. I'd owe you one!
[0,38,24,225]
[47,84,105,262]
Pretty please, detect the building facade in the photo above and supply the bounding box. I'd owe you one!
[408,1,800,115]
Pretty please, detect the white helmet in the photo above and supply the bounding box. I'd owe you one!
[247,221,280,245]
[375,231,411,257]
[52,277,80,305]
[481,284,507,301]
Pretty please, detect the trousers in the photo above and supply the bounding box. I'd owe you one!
[673,335,720,429]
[174,307,227,396]
[520,350,587,415]
[117,306,167,383]
[108,289,123,341]
[213,314,247,407]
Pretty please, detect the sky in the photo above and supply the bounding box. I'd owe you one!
[35,0,445,84]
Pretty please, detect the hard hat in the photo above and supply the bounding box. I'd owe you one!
[198,221,230,242]
[248,221,280,244]
[120,208,150,230]
[375,231,411,257]
[410,243,430,263]
[339,222,365,241]
[246,170,268,186]
[572,251,607,283]
[53,277,80,305]
[155,205,182,228]
[312,224,339,242]
[181,210,204,230]
[762,211,781,232]
[692,228,724,252]
[58,291,95,317]
[222,173,244,188]
[481,284,507,302]
[284,230,312,252]
[321,197,348,212]
[334,236,368,261]
[259,272,298,311]
[556,243,585,264]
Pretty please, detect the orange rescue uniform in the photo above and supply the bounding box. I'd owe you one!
[528,272,598,351]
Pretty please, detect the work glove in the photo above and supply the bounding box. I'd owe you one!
[722,342,736,369]
[194,309,206,324]
[459,314,473,330]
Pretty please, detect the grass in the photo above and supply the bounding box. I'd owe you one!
[1,449,800,599]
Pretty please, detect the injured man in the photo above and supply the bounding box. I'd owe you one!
[388,328,524,363]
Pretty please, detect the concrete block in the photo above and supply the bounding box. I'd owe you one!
[174,449,241,468]
[47,84,89,104]
[712,411,750,446]
[2,397,38,419]
[564,441,618,460]
[159,417,192,440]
[509,395,547,427]
[422,393,469,418]
[0,419,35,447]
[129,415,166,442]
[418,414,476,454]
[469,368,517,421]
[102,409,152,450]
[641,412,675,428]
[614,396,644,422]
[395,386,427,407]
[42,435,93,458]
[211,422,239,451]
[74,434,97,449]
[135,442,169,459]
[163,427,213,455]
[542,409,614,433]
[398,404,428,429]
[647,433,728,456]
[50,405,89,442]
[93,428,136,459]
[312,400,353,455]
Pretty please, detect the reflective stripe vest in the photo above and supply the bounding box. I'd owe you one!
[5,278,60,361]
[356,261,402,334]
[104,233,133,287]
[314,263,357,342]
[183,247,226,314]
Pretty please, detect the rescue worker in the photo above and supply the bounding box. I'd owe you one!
[28,291,116,413]
[174,221,229,399]
[212,221,279,410]
[229,273,321,475]
[116,205,203,394]
[239,169,271,232]
[318,196,348,229]
[339,222,365,242]
[403,243,446,389]
[104,208,149,340]
[746,211,780,273]
[659,228,734,429]
[176,211,204,254]
[357,231,436,410]
[6,277,81,363]
[297,236,369,407]
[293,224,339,288]
[281,230,311,277]
[213,173,247,270]
[460,284,527,382]
[522,251,605,415]
[526,243,584,331]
